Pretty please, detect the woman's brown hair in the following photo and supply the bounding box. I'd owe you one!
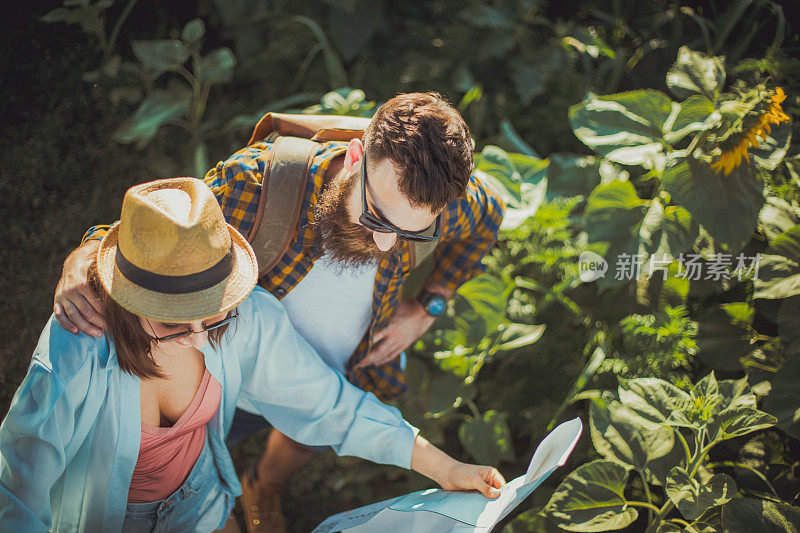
[87,261,230,379]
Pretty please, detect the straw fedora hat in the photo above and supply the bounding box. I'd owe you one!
[96,178,258,322]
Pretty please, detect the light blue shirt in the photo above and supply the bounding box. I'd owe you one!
[0,287,418,532]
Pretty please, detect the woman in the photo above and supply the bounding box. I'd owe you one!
[0,178,505,532]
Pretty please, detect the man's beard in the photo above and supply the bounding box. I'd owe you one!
[315,171,399,268]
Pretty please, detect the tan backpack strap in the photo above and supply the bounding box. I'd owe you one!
[247,137,319,277]
[249,112,369,146]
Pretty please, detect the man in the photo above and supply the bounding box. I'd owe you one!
[54,92,505,532]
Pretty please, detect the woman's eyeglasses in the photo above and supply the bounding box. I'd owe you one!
[358,154,440,242]
[149,309,239,342]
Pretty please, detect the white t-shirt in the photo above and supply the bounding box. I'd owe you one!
[279,254,378,373]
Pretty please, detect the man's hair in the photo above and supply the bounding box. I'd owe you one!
[363,92,473,211]
[87,261,229,379]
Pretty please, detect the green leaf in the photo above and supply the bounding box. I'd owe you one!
[132,40,190,75]
[583,181,648,243]
[754,225,800,299]
[328,0,384,62]
[458,410,515,464]
[695,308,751,372]
[759,197,800,242]
[665,95,721,144]
[510,59,546,105]
[41,8,70,23]
[707,406,776,443]
[182,18,206,44]
[113,91,190,148]
[661,156,763,251]
[590,399,676,470]
[618,377,692,426]
[456,273,511,335]
[569,90,673,166]
[198,48,236,84]
[428,373,474,415]
[763,354,800,439]
[717,376,757,413]
[666,467,736,520]
[691,372,719,403]
[460,4,515,28]
[475,146,548,230]
[546,154,606,199]
[666,46,726,100]
[543,460,638,532]
[723,498,800,532]
[752,120,793,171]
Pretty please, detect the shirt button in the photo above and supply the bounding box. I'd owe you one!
[275,287,286,296]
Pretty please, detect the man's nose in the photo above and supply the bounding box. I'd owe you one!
[372,231,397,251]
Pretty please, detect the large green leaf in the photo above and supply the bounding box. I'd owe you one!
[754,225,800,299]
[113,91,190,148]
[661,156,763,251]
[763,354,800,440]
[759,197,800,242]
[666,467,736,520]
[706,406,777,443]
[198,48,236,84]
[458,410,515,464]
[723,498,800,533]
[666,46,726,101]
[583,181,648,243]
[131,40,190,75]
[695,308,752,372]
[618,377,692,426]
[475,146,548,230]
[665,95,721,144]
[456,273,511,336]
[546,154,624,199]
[752,120,793,171]
[716,376,757,413]
[590,399,675,471]
[510,59,547,105]
[569,90,673,165]
[543,460,638,532]
[428,373,474,416]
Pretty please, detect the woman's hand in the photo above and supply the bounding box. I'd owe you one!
[411,435,506,499]
[438,461,506,498]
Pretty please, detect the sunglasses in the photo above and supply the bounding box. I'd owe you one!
[148,309,239,342]
[358,154,440,242]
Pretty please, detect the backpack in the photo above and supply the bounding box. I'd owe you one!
[244,112,439,278]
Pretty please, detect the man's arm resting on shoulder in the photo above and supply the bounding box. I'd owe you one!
[53,233,106,337]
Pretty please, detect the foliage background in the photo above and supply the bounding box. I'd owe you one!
[1,1,799,531]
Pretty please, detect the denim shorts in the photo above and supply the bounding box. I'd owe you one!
[225,353,407,449]
[122,437,234,533]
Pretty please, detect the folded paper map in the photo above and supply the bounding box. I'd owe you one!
[311,417,583,533]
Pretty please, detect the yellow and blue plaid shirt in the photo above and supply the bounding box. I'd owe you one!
[84,140,505,401]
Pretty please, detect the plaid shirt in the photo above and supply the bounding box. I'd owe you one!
[84,140,505,401]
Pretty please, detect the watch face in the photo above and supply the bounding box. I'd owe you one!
[427,296,447,316]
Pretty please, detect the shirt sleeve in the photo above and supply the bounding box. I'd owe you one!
[426,174,506,294]
[0,360,88,531]
[81,224,113,243]
[232,290,419,469]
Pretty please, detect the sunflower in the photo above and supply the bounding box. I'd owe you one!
[711,87,791,176]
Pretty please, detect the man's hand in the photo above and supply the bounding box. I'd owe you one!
[356,298,435,368]
[53,240,107,337]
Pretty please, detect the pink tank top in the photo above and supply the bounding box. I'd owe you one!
[128,370,222,503]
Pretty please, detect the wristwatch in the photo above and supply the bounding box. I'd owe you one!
[417,290,448,317]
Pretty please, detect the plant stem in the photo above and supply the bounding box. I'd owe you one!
[628,501,662,514]
[669,517,691,527]
[707,461,778,496]
[107,0,140,60]
[676,429,692,466]
[636,468,655,523]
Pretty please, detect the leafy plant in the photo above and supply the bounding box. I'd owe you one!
[542,372,790,532]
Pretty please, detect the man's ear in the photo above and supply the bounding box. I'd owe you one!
[343,138,364,172]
